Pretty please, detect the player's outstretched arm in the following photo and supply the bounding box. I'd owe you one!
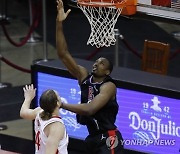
[61,82,116,115]
[56,0,88,82]
[20,84,41,120]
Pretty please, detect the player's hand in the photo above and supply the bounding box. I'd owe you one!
[23,84,36,101]
[56,0,71,22]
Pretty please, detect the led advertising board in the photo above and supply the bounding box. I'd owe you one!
[33,72,180,154]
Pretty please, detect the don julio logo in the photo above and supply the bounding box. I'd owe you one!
[106,135,118,149]
[129,112,180,140]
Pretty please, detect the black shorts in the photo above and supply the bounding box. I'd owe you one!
[84,129,124,154]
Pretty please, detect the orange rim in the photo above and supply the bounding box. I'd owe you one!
[77,0,126,8]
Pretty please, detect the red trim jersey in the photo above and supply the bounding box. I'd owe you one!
[34,112,69,154]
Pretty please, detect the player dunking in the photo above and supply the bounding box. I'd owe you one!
[56,0,124,153]
[20,84,68,154]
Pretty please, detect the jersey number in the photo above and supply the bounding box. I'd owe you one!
[35,131,41,150]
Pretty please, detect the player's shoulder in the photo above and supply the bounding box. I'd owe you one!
[49,121,65,132]
[101,81,116,92]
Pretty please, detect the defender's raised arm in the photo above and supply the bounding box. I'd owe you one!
[56,0,88,82]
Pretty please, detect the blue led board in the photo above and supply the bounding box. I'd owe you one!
[35,72,180,154]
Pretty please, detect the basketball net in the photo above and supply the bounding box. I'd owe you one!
[77,0,125,48]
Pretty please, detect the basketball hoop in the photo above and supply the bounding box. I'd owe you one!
[77,0,126,48]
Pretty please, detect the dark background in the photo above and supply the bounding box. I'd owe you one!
[28,0,180,78]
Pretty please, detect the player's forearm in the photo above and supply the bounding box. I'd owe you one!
[20,99,32,118]
[61,103,93,116]
[56,21,69,58]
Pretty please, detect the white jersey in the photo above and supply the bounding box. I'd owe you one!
[34,112,69,154]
